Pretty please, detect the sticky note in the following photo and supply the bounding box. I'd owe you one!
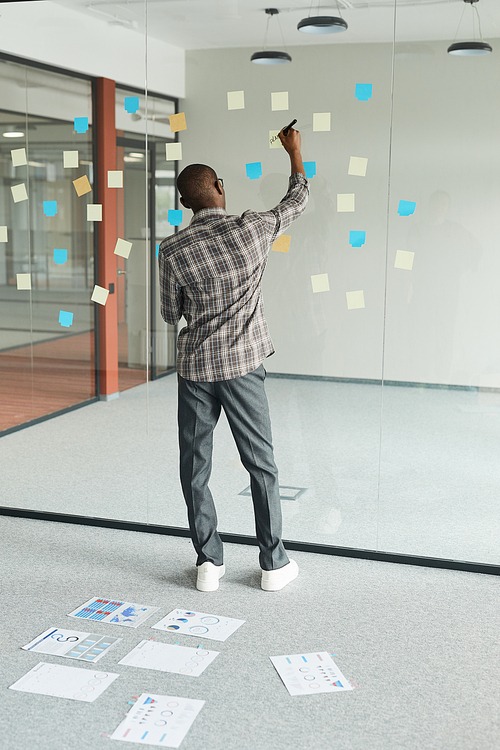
[74,117,89,133]
[271,91,289,111]
[398,200,416,216]
[124,96,139,113]
[43,201,57,217]
[227,90,245,110]
[311,273,330,294]
[168,209,183,226]
[304,161,316,179]
[156,244,160,258]
[246,162,262,180]
[63,151,79,168]
[91,285,109,305]
[73,175,92,197]
[169,112,187,133]
[394,249,415,270]
[346,290,365,309]
[269,130,283,149]
[313,113,331,131]
[87,204,102,221]
[107,171,123,188]
[53,248,67,264]
[272,235,291,253]
[166,142,182,161]
[114,238,133,259]
[355,84,372,101]
[16,273,31,290]
[11,184,28,203]
[337,193,355,212]
[348,157,368,177]
[59,310,74,327]
[11,148,27,167]
[0,226,8,242]
[349,231,366,247]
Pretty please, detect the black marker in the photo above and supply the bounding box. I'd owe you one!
[283,119,297,136]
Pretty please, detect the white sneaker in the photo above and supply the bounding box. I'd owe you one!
[196,562,225,592]
[261,559,299,591]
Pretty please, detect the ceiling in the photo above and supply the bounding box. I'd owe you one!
[54,0,500,50]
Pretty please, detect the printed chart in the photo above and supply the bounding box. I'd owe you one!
[152,609,245,642]
[111,693,204,748]
[118,640,218,677]
[22,628,121,663]
[9,662,119,702]
[68,597,159,627]
[270,652,354,696]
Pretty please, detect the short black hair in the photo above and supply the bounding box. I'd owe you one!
[177,164,218,207]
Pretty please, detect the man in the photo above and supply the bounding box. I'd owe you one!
[158,127,309,592]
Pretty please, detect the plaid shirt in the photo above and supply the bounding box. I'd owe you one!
[158,172,309,382]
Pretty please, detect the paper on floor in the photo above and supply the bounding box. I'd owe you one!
[9,662,118,702]
[68,597,159,628]
[152,609,244,642]
[270,652,354,696]
[119,640,218,676]
[111,693,204,748]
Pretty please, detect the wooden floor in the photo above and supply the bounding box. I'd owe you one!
[0,332,147,433]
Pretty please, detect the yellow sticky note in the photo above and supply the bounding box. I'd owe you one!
[346,290,365,309]
[269,130,284,149]
[11,148,27,167]
[91,285,109,305]
[114,238,132,259]
[63,151,79,168]
[107,171,123,188]
[73,175,92,197]
[87,204,102,221]
[0,226,7,242]
[311,273,330,293]
[11,183,28,202]
[394,249,415,270]
[227,90,245,110]
[337,193,355,212]
[313,113,331,131]
[166,142,182,161]
[169,112,187,133]
[272,235,291,253]
[348,156,368,177]
[16,273,31,290]
[271,91,289,111]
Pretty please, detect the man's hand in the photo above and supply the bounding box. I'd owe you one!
[279,127,301,154]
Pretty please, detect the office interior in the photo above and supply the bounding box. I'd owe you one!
[1,1,499,749]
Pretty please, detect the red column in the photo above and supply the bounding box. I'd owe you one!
[96,77,119,397]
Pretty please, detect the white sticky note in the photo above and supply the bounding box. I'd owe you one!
[91,285,109,305]
[271,91,289,111]
[269,130,284,149]
[227,90,245,110]
[0,226,7,242]
[87,204,102,222]
[348,156,368,177]
[166,142,182,161]
[114,238,132,259]
[11,183,28,203]
[337,193,355,212]
[311,273,330,294]
[346,290,365,309]
[11,148,27,167]
[16,273,31,290]
[394,249,415,270]
[107,170,123,188]
[313,112,331,131]
[63,150,79,168]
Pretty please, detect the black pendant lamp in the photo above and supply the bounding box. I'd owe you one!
[447,0,492,56]
[251,8,292,65]
[298,1,348,35]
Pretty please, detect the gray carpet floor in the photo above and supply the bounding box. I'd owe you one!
[1,515,499,750]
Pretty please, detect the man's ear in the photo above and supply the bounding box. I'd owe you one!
[215,180,223,196]
[180,196,191,210]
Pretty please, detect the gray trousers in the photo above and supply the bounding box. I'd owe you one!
[177,363,289,571]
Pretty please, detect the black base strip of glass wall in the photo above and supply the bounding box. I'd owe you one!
[1,506,498,577]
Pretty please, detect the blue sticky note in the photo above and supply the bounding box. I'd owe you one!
[355,83,372,101]
[246,162,262,180]
[59,310,73,327]
[349,231,366,247]
[74,117,89,134]
[304,161,316,179]
[398,200,416,216]
[43,201,57,217]
[156,244,160,258]
[124,96,139,114]
[168,209,183,226]
[53,248,67,264]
